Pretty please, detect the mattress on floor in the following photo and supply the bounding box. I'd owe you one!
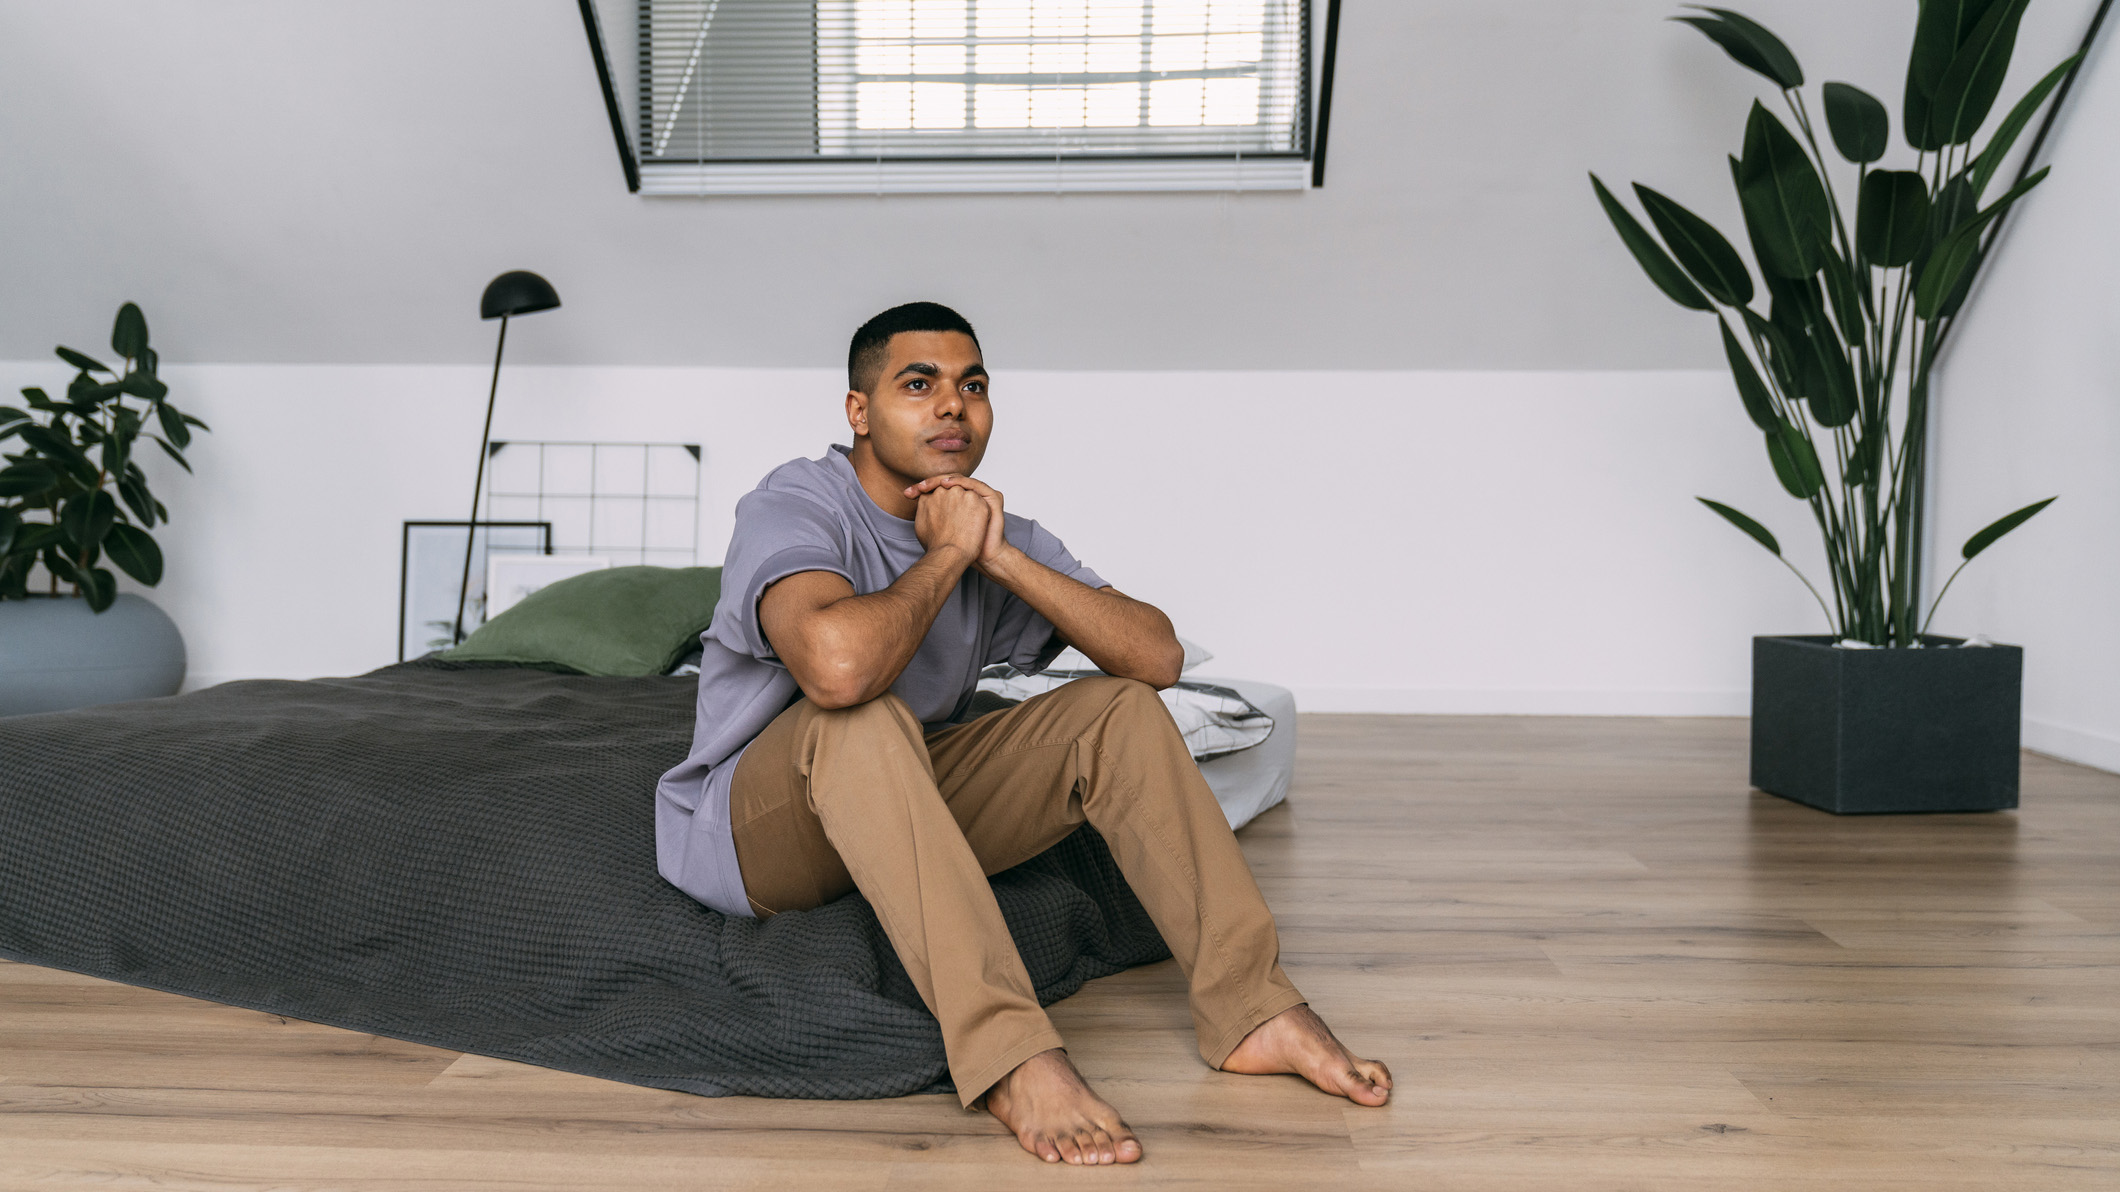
[0,659,1171,1099]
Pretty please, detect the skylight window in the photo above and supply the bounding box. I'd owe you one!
[638,0,1313,194]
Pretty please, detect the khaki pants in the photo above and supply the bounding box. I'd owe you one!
[731,675,1306,1106]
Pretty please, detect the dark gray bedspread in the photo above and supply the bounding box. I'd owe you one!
[0,660,1169,1098]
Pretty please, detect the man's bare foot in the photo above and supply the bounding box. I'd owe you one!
[981,1048,1142,1165]
[1220,1003,1392,1106]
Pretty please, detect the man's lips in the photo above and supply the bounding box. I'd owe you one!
[926,433,972,451]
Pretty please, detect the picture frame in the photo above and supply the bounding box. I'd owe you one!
[398,521,551,661]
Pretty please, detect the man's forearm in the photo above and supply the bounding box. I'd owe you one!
[779,545,974,707]
[981,550,1184,689]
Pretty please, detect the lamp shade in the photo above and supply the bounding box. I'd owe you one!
[480,271,561,319]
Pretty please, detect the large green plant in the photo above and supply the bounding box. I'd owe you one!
[0,303,208,611]
[1593,4,2070,646]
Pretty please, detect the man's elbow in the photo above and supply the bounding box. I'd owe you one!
[802,681,866,710]
[800,664,874,709]
[1136,639,1185,690]
[790,647,875,709]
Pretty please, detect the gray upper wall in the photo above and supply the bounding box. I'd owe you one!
[0,1,2098,370]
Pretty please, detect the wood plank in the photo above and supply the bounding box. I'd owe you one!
[2,712,2117,1188]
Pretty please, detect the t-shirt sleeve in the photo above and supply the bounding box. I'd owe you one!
[991,518,1108,672]
[707,489,850,664]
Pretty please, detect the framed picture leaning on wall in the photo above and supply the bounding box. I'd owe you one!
[398,521,551,661]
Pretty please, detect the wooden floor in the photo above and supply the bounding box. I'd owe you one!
[4,715,2118,1190]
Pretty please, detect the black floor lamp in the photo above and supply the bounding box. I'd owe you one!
[453,270,561,645]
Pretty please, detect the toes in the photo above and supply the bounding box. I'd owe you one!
[1055,1131,1085,1166]
[1028,1132,1061,1164]
[1088,1126,1116,1165]
[1116,1132,1144,1163]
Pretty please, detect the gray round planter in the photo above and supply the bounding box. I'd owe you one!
[0,594,186,717]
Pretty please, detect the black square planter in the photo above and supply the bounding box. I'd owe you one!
[1750,635,2022,814]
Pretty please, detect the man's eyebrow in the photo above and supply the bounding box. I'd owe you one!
[960,363,989,379]
[893,362,940,379]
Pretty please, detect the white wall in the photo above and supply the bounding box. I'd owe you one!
[0,1,2098,371]
[1931,14,2120,774]
[0,359,1820,710]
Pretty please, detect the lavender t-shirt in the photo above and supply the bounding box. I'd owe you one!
[655,445,1106,916]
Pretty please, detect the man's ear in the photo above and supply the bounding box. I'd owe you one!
[845,390,870,437]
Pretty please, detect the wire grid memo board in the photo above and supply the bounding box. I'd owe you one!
[483,442,701,566]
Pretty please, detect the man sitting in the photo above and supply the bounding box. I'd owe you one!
[656,302,1390,1165]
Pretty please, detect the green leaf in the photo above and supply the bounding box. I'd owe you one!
[1969,54,2078,199]
[121,371,169,402]
[0,405,27,428]
[102,522,163,585]
[1845,433,1875,488]
[156,402,192,449]
[21,387,61,412]
[152,435,193,473]
[1765,420,1826,499]
[1590,174,1713,311]
[1818,244,1865,346]
[14,523,63,556]
[117,469,158,528]
[178,411,209,430]
[80,566,117,612]
[1913,171,1977,285]
[1673,7,1803,89]
[1857,170,1931,267]
[1911,1,2002,91]
[1632,184,1754,306]
[0,506,18,557]
[99,432,127,477]
[1794,301,1858,429]
[1929,0,2032,148]
[1737,102,1831,279]
[56,347,110,374]
[59,490,117,551]
[18,429,100,488]
[1739,306,1799,395]
[42,547,83,587]
[111,302,150,358]
[1697,498,1782,555]
[1719,319,1779,431]
[1822,82,1889,162]
[1962,496,2056,560]
[1914,167,2048,317]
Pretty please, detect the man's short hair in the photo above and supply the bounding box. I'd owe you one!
[848,302,981,395]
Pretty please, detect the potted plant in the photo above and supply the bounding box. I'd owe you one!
[0,302,208,716]
[1590,5,2077,813]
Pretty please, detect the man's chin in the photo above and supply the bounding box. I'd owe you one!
[915,451,981,479]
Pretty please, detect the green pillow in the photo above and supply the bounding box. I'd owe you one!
[444,565,721,677]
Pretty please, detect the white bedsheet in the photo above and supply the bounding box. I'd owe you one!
[1191,676,1297,831]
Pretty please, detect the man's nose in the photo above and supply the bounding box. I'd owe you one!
[934,385,964,417]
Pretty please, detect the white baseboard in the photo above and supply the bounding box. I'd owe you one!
[1287,687,1750,716]
[2022,717,2120,776]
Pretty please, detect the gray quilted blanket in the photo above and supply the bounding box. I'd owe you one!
[0,660,1168,1098]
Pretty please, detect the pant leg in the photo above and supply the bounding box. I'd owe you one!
[924,676,1308,1068]
[729,693,1064,1107]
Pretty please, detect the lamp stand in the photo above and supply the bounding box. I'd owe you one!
[453,313,510,645]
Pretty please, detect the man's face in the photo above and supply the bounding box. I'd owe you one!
[849,330,992,482]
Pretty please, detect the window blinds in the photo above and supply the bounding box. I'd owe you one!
[637,0,1312,194]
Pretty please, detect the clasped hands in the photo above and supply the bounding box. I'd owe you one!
[904,474,1019,575]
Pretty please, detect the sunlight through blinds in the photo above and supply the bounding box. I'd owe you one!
[638,1,1311,193]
